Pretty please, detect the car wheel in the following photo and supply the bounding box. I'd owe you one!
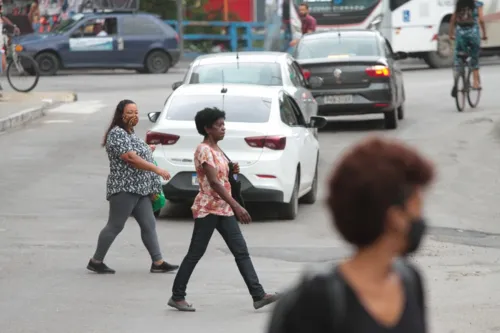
[35,52,60,76]
[384,109,398,130]
[280,171,299,220]
[300,156,318,204]
[397,103,405,120]
[145,50,171,74]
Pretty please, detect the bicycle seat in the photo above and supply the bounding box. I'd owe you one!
[457,52,469,59]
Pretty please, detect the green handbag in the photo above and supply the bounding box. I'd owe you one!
[152,161,166,212]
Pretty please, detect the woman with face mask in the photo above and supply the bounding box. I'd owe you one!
[267,136,434,333]
[87,100,179,274]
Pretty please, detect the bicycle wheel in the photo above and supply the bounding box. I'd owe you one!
[467,68,481,108]
[6,54,40,93]
[454,72,466,112]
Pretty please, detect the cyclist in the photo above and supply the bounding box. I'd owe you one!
[449,0,487,96]
[0,1,20,96]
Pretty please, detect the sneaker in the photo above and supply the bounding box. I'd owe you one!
[87,259,115,274]
[253,293,280,310]
[150,261,179,273]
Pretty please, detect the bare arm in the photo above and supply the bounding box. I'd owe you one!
[2,15,15,27]
[478,6,487,39]
[203,163,240,210]
[120,151,158,172]
[449,13,456,37]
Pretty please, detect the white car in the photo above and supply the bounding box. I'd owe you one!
[146,84,326,220]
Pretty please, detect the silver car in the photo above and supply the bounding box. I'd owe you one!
[170,52,318,124]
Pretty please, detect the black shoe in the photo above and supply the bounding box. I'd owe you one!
[150,261,179,273]
[253,293,280,310]
[87,259,115,274]
[451,85,457,98]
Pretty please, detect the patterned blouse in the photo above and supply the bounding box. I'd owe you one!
[105,126,162,200]
[191,143,234,219]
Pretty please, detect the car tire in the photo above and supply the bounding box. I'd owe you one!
[35,52,60,76]
[300,156,318,204]
[397,103,405,120]
[145,50,171,74]
[280,171,299,220]
[424,22,453,69]
[384,109,398,130]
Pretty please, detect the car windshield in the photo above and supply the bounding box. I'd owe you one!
[52,13,85,33]
[189,62,282,86]
[296,35,380,60]
[166,95,273,123]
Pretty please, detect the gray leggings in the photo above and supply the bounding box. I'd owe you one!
[93,192,163,262]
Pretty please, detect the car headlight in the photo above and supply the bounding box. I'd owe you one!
[14,44,24,52]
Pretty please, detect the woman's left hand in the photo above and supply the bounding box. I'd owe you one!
[232,162,240,174]
[149,145,156,152]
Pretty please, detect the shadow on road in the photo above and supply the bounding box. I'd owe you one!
[320,119,385,132]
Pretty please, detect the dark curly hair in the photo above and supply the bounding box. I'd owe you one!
[327,136,435,248]
[194,107,226,137]
[102,99,135,147]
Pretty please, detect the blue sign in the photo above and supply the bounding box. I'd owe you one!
[403,10,410,22]
[334,0,344,4]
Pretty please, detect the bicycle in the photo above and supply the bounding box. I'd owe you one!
[453,51,481,112]
[1,29,40,93]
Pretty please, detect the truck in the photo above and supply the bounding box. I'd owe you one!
[297,0,500,68]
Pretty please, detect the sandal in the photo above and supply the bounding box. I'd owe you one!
[168,298,196,312]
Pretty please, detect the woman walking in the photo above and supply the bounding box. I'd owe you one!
[87,99,178,274]
[168,107,278,312]
[267,136,435,333]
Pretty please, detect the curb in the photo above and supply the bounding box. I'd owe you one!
[0,92,78,133]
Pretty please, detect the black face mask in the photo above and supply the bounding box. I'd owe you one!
[404,217,427,255]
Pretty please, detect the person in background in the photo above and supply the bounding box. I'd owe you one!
[267,136,434,333]
[87,99,179,274]
[281,0,291,51]
[168,107,279,312]
[449,0,487,94]
[28,0,40,33]
[0,1,20,97]
[289,3,316,47]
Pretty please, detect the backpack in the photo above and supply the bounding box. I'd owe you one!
[267,258,424,333]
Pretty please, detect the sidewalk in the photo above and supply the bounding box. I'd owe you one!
[0,91,78,133]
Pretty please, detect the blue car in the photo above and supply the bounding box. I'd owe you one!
[13,11,180,75]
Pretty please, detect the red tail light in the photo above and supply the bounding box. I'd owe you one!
[174,33,180,43]
[145,131,179,145]
[365,65,390,77]
[245,136,286,150]
[302,69,311,80]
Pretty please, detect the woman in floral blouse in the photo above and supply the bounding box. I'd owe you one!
[87,99,178,274]
[168,107,278,312]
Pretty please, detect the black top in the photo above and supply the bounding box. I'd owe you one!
[282,0,290,22]
[266,260,426,333]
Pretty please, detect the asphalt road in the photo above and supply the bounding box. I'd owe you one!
[1,61,500,333]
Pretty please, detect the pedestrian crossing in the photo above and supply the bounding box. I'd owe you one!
[49,100,107,115]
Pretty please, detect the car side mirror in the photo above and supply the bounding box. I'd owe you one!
[308,116,327,129]
[308,76,323,89]
[172,81,182,90]
[392,51,408,60]
[148,112,161,123]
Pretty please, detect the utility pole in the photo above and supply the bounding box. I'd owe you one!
[176,0,184,59]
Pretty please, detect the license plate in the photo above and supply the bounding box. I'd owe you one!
[324,95,353,104]
[191,173,199,186]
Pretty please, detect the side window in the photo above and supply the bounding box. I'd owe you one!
[286,95,307,126]
[73,17,118,38]
[390,0,410,11]
[121,15,164,36]
[292,62,307,87]
[288,63,301,86]
[384,39,394,57]
[279,94,299,126]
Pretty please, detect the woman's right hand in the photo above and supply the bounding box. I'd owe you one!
[155,167,171,181]
[234,205,252,224]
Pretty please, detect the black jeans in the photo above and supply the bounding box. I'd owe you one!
[171,214,265,301]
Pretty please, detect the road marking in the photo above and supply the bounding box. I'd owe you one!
[43,119,74,124]
[49,100,107,114]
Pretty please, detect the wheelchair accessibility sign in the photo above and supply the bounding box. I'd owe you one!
[69,37,114,52]
[403,10,411,22]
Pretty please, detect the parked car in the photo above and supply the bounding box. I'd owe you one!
[169,52,318,124]
[294,29,407,130]
[13,11,180,75]
[146,84,327,220]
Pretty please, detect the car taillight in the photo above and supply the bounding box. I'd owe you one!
[365,65,390,77]
[174,33,179,43]
[145,131,179,145]
[302,69,311,80]
[244,136,286,150]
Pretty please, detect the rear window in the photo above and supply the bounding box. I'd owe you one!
[296,36,380,60]
[189,62,282,86]
[166,95,272,123]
